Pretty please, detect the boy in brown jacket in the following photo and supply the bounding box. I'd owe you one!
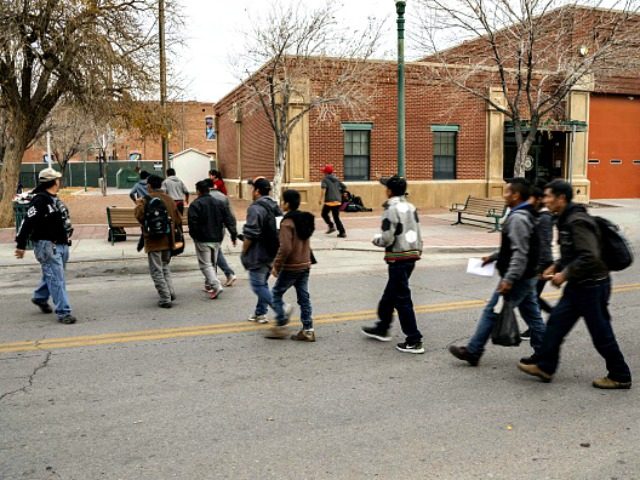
[134,175,182,308]
[265,189,316,341]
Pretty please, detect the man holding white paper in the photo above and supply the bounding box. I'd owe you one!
[449,178,546,366]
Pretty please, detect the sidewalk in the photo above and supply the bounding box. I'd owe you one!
[2,198,638,268]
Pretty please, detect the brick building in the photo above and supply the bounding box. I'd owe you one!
[215,6,640,206]
[22,101,217,164]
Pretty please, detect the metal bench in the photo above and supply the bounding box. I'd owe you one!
[450,195,507,232]
[106,206,139,244]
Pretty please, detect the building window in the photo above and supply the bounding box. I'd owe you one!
[342,123,372,181]
[432,125,458,180]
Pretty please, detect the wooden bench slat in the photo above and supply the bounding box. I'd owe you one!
[450,195,506,231]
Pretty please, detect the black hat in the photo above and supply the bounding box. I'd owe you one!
[379,175,407,196]
[248,176,271,192]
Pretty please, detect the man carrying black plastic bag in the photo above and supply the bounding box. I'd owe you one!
[449,178,545,366]
[491,299,521,346]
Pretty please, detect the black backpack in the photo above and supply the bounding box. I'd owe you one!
[143,196,171,238]
[594,216,634,271]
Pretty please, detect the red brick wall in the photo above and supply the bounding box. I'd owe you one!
[307,63,487,182]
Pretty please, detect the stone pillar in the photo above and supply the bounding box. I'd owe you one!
[567,76,593,203]
[486,88,506,199]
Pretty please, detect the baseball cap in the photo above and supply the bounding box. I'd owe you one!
[38,168,62,182]
[248,176,271,192]
[321,164,334,174]
[379,175,407,196]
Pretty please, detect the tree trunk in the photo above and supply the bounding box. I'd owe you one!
[514,135,535,178]
[0,138,28,228]
[272,138,287,205]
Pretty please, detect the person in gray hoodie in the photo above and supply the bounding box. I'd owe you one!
[162,168,189,214]
[449,178,546,366]
[361,176,425,354]
[241,177,283,323]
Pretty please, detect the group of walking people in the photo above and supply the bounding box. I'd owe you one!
[15,166,632,389]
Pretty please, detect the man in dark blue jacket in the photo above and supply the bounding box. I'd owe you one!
[449,178,545,366]
[518,180,632,389]
[241,177,282,323]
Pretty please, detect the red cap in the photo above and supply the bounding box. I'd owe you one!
[322,164,334,174]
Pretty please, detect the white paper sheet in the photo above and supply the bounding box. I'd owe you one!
[466,258,496,277]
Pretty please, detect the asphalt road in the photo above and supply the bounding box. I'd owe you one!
[1,253,639,480]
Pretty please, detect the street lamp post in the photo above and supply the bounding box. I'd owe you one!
[159,0,169,174]
[396,0,406,177]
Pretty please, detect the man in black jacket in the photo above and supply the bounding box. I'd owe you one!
[449,178,545,366]
[15,168,76,324]
[188,180,237,299]
[518,180,632,389]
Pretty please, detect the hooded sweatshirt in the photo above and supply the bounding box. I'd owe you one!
[241,196,283,269]
[162,176,189,201]
[272,210,315,273]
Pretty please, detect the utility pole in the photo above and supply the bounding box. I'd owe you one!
[396,0,406,178]
[159,0,169,173]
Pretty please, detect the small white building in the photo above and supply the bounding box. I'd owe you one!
[171,148,214,193]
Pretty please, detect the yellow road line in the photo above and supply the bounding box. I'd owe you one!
[1,283,638,354]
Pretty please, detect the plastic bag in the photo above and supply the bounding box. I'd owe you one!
[491,300,521,346]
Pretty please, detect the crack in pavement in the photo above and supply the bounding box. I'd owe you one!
[0,350,52,402]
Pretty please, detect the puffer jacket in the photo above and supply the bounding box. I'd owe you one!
[372,195,422,263]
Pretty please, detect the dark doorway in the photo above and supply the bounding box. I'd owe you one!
[503,130,565,184]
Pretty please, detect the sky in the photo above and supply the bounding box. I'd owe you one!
[173,0,424,103]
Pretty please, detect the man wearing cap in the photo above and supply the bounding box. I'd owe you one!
[15,168,77,324]
[361,176,424,353]
[241,177,283,323]
[319,165,346,238]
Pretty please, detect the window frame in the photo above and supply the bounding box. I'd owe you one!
[342,123,372,181]
[431,125,459,180]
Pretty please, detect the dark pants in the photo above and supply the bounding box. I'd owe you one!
[376,261,422,344]
[321,204,345,234]
[535,278,554,313]
[537,278,631,383]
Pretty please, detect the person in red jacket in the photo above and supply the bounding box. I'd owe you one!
[208,169,227,196]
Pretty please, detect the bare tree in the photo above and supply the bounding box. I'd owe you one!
[0,0,182,227]
[415,0,640,177]
[236,0,384,202]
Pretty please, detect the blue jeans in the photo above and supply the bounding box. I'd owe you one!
[216,250,234,277]
[537,279,631,382]
[272,269,312,329]
[249,265,272,316]
[376,261,422,344]
[467,277,545,357]
[33,240,72,319]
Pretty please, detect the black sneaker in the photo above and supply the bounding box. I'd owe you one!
[58,314,77,324]
[519,354,540,365]
[337,232,347,238]
[396,342,425,354]
[448,345,480,366]
[520,328,531,341]
[361,326,391,342]
[32,298,53,314]
[158,301,172,309]
[326,227,336,234]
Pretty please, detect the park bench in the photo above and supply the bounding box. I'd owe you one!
[106,206,139,244]
[450,195,507,232]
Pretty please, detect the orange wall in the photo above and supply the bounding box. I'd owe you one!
[588,94,640,198]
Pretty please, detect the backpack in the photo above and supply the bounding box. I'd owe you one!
[143,196,171,238]
[255,203,280,258]
[594,216,634,271]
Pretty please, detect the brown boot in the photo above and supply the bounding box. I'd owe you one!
[517,363,553,383]
[592,377,632,390]
[291,329,316,342]
[264,325,289,339]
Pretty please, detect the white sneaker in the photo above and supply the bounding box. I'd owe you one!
[248,313,268,324]
[224,275,237,287]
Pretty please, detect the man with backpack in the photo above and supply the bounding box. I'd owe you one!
[241,177,282,323]
[265,189,316,341]
[449,178,546,366]
[15,168,76,324]
[188,180,237,299]
[518,179,632,389]
[134,174,182,308]
[319,164,347,238]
